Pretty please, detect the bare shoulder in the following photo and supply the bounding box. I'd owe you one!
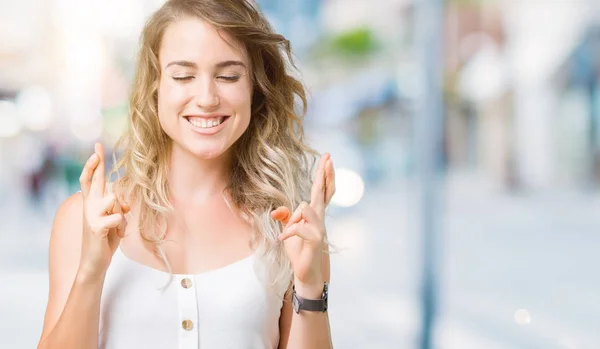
[49,190,85,280]
[47,191,84,286]
[39,192,84,343]
[52,192,84,240]
[57,191,83,216]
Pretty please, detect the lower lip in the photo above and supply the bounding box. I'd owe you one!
[186,116,230,135]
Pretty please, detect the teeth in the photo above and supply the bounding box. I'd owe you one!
[188,117,223,129]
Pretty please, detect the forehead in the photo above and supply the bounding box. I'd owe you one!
[159,17,248,67]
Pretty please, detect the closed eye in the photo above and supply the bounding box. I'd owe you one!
[217,75,240,82]
[173,76,194,81]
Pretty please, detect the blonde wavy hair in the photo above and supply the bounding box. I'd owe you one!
[111,0,319,292]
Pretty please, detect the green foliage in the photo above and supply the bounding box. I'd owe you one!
[311,27,380,60]
[330,27,378,55]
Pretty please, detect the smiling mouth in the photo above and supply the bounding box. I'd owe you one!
[185,115,230,129]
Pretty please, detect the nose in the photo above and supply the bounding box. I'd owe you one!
[194,79,220,110]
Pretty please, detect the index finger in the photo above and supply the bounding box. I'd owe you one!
[90,143,106,197]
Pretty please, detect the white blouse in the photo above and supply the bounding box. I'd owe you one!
[98,247,284,349]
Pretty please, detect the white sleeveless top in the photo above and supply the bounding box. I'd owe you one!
[98,247,284,349]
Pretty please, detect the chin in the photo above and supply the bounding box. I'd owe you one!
[186,143,230,160]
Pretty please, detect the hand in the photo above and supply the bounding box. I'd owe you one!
[78,143,130,281]
[270,153,335,292]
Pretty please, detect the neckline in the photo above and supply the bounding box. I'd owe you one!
[115,246,255,278]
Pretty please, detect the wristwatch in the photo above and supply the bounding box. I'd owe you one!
[292,282,328,313]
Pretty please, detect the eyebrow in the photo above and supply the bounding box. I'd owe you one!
[215,60,246,69]
[165,60,196,69]
[165,60,246,69]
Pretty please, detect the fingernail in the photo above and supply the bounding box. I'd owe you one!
[89,153,97,161]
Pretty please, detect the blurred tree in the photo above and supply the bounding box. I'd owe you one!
[309,26,380,63]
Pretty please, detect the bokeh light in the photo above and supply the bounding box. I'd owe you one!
[331,168,365,207]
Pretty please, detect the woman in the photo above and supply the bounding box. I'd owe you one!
[37,0,335,348]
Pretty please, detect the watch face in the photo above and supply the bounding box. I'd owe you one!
[292,293,300,313]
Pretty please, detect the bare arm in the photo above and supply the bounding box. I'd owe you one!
[276,154,336,349]
[38,144,127,349]
[37,193,105,349]
[278,251,333,349]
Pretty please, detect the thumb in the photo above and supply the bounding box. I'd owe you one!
[108,198,128,238]
[116,216,128,238]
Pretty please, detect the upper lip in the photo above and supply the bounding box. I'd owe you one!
[184,113,229,120]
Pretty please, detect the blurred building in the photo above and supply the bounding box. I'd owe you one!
[443,0,600,191]
[257,0,322,54]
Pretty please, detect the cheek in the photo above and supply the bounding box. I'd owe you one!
[221,82,253,114]
[158,79,189,113]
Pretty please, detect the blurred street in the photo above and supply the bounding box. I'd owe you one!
[3,0,600,348]
[2,171,599,349]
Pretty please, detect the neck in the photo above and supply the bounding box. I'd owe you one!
[167,143,232,205]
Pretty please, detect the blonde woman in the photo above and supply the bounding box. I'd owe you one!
[37,0,335,348]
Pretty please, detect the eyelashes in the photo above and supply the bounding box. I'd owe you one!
[172,76,194,81]
[172,75,241,82]
[217,75,240,82]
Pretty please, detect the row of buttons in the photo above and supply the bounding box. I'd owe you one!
[181,277,194,331]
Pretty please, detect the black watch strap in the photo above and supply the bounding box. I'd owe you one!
[292,282,328,313]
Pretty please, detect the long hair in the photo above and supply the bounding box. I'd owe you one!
[111,0,318,293]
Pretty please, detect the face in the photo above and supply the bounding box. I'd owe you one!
[157,17,252,159]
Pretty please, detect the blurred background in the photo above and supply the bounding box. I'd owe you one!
[1,0,600,348]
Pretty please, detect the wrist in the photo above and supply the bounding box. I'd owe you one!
[293,278,325,299]
[76,265,106,285]
[292,279,329,314]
